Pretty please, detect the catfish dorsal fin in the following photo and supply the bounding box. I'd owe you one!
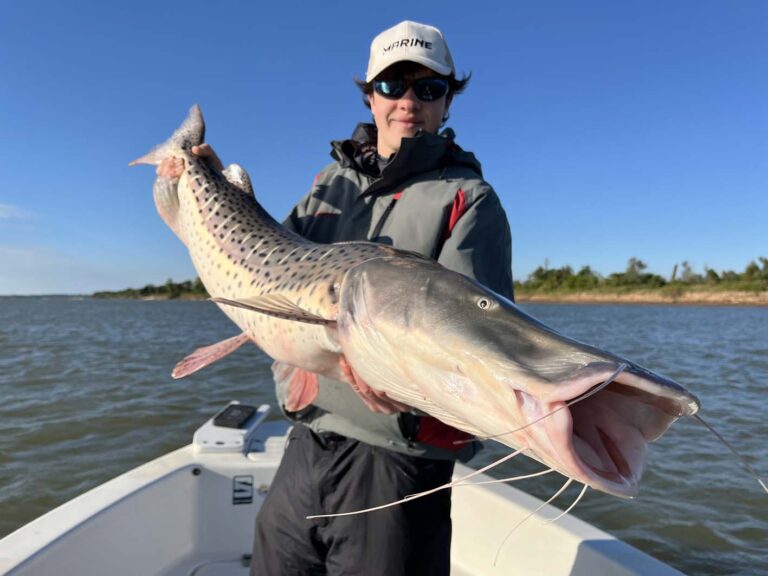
[129,104,205,166]
[212,295,336,325]
[222,164,254,196]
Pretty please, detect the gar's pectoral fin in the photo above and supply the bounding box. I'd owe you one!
[172,332,252,379]
[212,295,335,325]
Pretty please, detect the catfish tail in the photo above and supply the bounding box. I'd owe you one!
[129,105,205,166]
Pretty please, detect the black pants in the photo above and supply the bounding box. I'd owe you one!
[250,424,455,576]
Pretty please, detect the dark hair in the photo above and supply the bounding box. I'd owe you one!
[354,61,471,125]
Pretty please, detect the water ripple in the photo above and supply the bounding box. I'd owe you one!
[0,298,766,575]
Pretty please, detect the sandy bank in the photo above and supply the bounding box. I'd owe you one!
[516,290,768,306]
[134,291,768,306]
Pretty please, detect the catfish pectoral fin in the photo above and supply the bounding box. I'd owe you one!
[273,361,320,412]
[212,295,336,325]
[172,332,251,379]
[339,356,411,414]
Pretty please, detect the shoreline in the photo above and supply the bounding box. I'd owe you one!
[138,294,207,301]
[515,290,768,306]
[89,290,768,307]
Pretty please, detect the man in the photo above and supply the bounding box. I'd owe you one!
[161,20,512,576]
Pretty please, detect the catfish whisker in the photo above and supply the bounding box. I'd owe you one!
[694,414,768,495]
[544,483,588,524]
[493,477,573,566]
[306,446,529,520]
[452,468,555,487]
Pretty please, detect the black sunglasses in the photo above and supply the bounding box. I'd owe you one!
[373,77,450,102]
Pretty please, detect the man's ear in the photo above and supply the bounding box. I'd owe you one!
[443,95,453,122]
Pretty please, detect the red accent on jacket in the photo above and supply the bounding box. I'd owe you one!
[443,188,467,243]
[416,417,474,451]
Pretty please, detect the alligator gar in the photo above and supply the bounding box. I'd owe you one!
[130,105,700,498]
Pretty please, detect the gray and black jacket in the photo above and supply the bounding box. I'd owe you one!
[279,123,513,461]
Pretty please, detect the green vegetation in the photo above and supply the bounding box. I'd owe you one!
[93,277,209,299]
[515,257,768,296]
[93,258,768,300]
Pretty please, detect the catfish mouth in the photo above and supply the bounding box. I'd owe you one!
[524,368,699,498]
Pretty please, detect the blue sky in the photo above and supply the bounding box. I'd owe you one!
[1,0,766,295]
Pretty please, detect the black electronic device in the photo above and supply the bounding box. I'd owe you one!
[213,404,257,429]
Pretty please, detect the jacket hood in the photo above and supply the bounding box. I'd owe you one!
[331,123,483,194]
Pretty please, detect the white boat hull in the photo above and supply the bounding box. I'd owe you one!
[0,404,682,576]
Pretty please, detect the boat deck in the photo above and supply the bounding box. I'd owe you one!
[0,406,683,576]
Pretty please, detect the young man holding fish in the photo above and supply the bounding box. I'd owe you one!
[160,20,513,576]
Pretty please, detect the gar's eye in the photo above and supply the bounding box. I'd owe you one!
[477,297,491,310]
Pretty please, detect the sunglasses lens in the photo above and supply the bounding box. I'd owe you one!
[413,78,449,102]
[373,78,449,101]
[374,80,407,99]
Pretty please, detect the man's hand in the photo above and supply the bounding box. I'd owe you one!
[156,144,224,180]
[157,157,185,180]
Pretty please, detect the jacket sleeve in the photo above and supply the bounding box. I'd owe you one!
[282,166,336,234]
[282,188,314,234]
[436,184,515,301]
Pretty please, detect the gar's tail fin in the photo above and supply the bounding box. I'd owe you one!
[129,104,205,166]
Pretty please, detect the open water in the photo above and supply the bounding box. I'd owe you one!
[0,297,766,574]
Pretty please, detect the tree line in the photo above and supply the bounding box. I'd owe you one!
[516,257,768,294]
[93,277,209,299]
[93,257,768,299]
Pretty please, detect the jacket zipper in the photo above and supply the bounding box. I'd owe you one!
[370,192,402,240]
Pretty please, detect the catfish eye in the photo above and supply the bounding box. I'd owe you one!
[477,297,491,310]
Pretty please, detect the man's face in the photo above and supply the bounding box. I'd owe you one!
[369,65,451,158]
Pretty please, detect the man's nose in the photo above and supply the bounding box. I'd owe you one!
[398,87,421,109]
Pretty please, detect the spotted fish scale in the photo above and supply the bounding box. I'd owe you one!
[131,105,406,408]
[183,158,396,370]
[187,158,385,306]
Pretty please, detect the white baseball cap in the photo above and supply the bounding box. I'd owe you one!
[366,21,455,82]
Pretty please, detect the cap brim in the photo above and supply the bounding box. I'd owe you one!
[366,56,453,82]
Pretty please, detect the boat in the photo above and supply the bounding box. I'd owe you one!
[0,403,683,575]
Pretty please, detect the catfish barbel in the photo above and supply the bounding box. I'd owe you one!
[130,105,763,502]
